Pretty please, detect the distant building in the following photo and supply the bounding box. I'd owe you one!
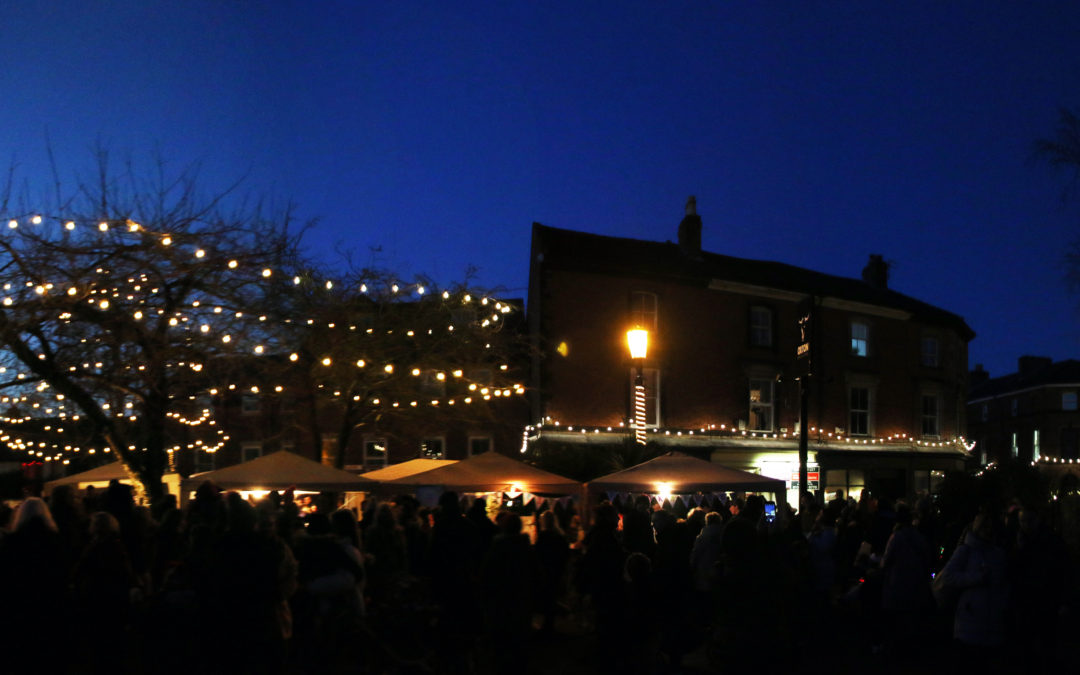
[968,357,1080,478]
[527,198,974,503]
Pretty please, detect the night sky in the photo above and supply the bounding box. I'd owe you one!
[2,2,1079,378]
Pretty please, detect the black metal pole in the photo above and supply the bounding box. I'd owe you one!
[799,374,809,507]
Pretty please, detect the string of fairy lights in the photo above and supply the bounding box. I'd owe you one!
[525,418,977,453]
[0,212,525,465]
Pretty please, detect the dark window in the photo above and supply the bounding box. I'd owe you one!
[749,306,773,348]
[850,387,870,435]
[469,437,492,456]
[921,394,939,437]
[921,337,939,367]
[630,291,658,332]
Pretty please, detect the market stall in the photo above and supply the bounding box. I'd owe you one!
[384,451,581,507]
[587,451,787,506]
[44,461,181,497]
[182,450,375,507]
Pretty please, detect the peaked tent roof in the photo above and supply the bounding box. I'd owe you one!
[187,451,375,491]
[361,459,457,482]
[587,452,786,494]
[44,461,181,496]
[387,451,580,494]
[531,223,974,340]
[45,461,129,489]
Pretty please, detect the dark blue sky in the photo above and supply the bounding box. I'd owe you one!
[2,2,1079,377]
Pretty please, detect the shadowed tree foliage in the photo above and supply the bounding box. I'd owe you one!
[1034,107,1080,197]
[0,153,303,505]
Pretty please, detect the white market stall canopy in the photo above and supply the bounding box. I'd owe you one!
[185,450,375,492]
[360,458,457,482]
[44,461,181,496]
[587,452,787,495]
[386,451,581,495]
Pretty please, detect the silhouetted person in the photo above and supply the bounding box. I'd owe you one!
[73,511,135,674]
[880,501,932,661]
[938,512,1009,660]
[580,502,627,667]
[481,513,536,674]
[0,498,72,673]
[534,510,570,634]
[428,491,482,673]
[1007,507,1069,670]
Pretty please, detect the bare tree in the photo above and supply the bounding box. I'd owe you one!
[0,152,303,505]
[1034,107,1080,198]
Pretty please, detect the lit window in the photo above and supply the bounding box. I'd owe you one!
[421,437,445,459]
[1063,392,1078,411]
[921,394,939,437]
[630,291,658,332]
[364,438,388,470]
[1011,432,1018,458]
[850,387,870,435]
[748,378,774,431]
[920,336,939,367]
[749,306,773,348]
[321,434,339,465]
[1033,429,1041,461]
[851,322,869,357]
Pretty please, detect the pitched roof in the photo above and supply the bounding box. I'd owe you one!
[386,451,580,494]
[186,450,374,491]
[361,458,457,481]
[969,359,1080,400]
[531,223,974,340]
[587,451,787,493]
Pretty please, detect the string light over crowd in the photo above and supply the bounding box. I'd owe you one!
[0,212,524,465]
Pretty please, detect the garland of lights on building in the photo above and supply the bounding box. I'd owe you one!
[0,213,525,466]
[524,419,976,453]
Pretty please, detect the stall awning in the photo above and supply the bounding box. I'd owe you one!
[587,451,786,494]
[386,451,580,494]
[186,451,374,492]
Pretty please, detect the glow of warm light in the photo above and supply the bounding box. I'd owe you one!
[321,357,332,366]
[654,481,674,502]
[384,364,394,373]
[289,353,299,362]
[626,328,649,360]
[411,368,421,376]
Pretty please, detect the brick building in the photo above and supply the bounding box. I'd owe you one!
[527,198,974,503]
[968,357,1080,481]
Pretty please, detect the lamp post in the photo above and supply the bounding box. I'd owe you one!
[626,328,649,445]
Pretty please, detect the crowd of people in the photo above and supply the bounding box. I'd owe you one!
[0,480,1074,674]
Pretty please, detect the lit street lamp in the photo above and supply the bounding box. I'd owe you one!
[626,328,649,445]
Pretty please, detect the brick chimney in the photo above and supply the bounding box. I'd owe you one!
[969,364,990,388]
[678,196,702,258]
[862,254,890,289]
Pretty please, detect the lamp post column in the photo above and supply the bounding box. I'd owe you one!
[626,328,649,446]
